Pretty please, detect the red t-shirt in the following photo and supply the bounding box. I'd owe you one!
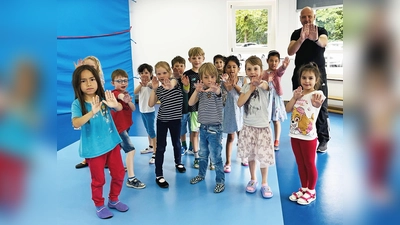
[111,90,133,133]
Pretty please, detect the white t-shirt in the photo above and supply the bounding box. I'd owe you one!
[138,86,155,113]
[289,90,325,140]
[241,82,271,128]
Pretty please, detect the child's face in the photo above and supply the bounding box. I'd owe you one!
[225,60,239,78]
[139,69,151,83]
[188,55,204,70]
[201,73,217,88]
[112,75,129,92]
[245,63,262,79]
[267,56,280,71]
[300,71,316,91]
[80,69,98,97]
[172,63,185,78]
[83,59,98,72]
[155,66,171,84]
[214,58,224,71]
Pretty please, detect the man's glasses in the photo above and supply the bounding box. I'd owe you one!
[114,79,129,84]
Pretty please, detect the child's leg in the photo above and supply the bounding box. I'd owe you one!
[105,145,125,203]
[273,120,281,142]
[169,119,182,165]
[249,159,257,181]
[208,125,224,184]
[86,154,107,207]
[290,138,310,188]
[302,139,318,190]
[260,166,269,186]
[119,130,135,178]
[198,126,210,178]
[155,120,168,177]
[225,133,235,166]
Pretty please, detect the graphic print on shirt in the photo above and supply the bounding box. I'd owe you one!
[290,106,314,135]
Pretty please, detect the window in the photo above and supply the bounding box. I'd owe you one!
[228,2,276,75]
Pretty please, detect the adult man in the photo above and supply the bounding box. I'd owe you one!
[287,6,330,153]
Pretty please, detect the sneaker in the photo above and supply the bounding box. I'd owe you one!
[186,149,195,155]
[149,154,155,164]
[297,190,316,205]
[209,162,215,170]
[193,159,199,169]
[190,175,205,184]
[140,147,154,154]
[274,140,279,151]
[214,183,225,193]
[126,178,146,189]
[181,146,187,155]
[317,142,328,153]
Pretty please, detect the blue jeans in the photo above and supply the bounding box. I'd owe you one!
[198,124,225,184]
[155,119,182,177]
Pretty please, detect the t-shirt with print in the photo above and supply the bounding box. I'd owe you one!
[289,90,325,140]
[71,99,122,158]
[177,78,189,114]
[197,91,223,125]
[184,69,200,112]
[155,78,183,121]
[241,82,271,128]
[111,89,133,133]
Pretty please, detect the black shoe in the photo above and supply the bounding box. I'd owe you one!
[75,162,88,169]
[175,164,186,173]
[317,142,328,153]
[156,177,169,188]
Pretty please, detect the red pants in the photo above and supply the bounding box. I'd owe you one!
[290,138,318,189]
[86,145,125,207]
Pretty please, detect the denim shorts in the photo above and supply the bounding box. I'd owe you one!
[119,130,135,153]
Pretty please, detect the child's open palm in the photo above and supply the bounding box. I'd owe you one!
[102,90,119,108]
[181,75,189,86]
[91,95,102,114]
[151,76,159,90]
[194,81,204,92]
[122,93,132,103]
[293,86,303,100]
[162,78,173,90]
[73,59,83,69]
[311,92,324,108]
[282,57,290,69]
[205,83,219,93]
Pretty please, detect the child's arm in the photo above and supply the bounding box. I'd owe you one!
[181,75,190,93]
[286,87,303,112]
[258,80,269,91]
[133,84,142,95]
[276,57,290,77]
[237,84,256,107]
[121,94,136,112]
[148,76,159,107]
[188,81,203,106]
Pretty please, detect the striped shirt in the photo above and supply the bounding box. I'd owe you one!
[197,91,223,125]
[155,79,183,121]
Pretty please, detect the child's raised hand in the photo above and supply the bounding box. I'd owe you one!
[293,86,303,100]
[194,81,204,92]
[181,75,189,86]
[221,73,229,82]
[162,78,173,90]
[250,76,262,87]
[151,76,159,89]
[205,82,220,93]
[311,92,325,108]
[91,95,102,115]
[122,93,132,103]
[102,90,119,108]
[73,59,83,68]
[282,57,290,69]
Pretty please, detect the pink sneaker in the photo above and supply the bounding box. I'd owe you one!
[223,165,231,173]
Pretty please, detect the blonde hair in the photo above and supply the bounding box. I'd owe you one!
[188,47,205,57]
[198,63,220,84]
[245,55,263,71]
[83,56,104,85]
[154,61,172,74]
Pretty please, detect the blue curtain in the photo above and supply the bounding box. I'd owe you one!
[57,0,134,114]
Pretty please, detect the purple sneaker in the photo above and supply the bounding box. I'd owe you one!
[108,201,129,212]
[96,206,113,219]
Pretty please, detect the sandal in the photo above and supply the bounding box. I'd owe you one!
[261,185,273,199]
[175,164,186,173]
[75,162,88,169]
[155,177,169,188]
[223,165,231,173]
[245,180,258,193]
[289,188,305,201]
[297,190,316,205]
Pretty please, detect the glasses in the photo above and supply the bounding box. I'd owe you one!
[114,79,128,84]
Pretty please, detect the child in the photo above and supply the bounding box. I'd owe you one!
[110,69,146,189]
[134,64,157,164]
[220,55,244,172]
[188,63,225,193]
[213,54,226,77]
[184,47,205,169]
[71,65,128,219]
[261,50,290,150]
[149,61,186,188]
[171,56,191,156]
[237,56,274,199]
[74,56,105,169]
[285,62,325,205]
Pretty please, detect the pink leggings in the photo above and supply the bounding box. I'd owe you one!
[290,138,318,189]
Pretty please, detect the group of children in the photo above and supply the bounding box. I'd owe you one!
[70,47,326,219]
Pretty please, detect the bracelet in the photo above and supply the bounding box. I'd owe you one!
[314,37,319,43]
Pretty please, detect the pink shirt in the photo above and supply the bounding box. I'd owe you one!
[262,66,285,96]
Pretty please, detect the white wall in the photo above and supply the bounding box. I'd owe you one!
[129,0,343,105]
